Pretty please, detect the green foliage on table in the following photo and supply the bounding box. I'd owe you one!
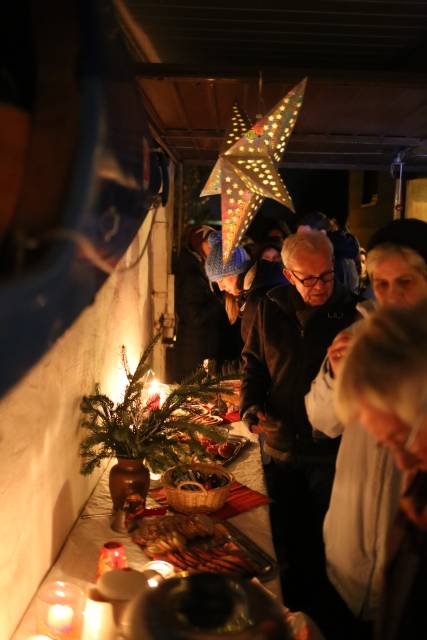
[79,333,231,475]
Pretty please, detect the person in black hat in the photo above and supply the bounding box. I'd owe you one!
[367,217,427,264]
[366,218,427,307]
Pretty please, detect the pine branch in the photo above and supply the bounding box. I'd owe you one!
[121,345,132,381]
[122,332,162,405]
[79,337,232,475]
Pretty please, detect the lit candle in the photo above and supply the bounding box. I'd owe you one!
[146,378,161,411]
[47,604,74,632]
[81,589,115,640]
[146,378,169,408]
[148,378,160,396]
[147,574,162,589]
[36,580,85,639]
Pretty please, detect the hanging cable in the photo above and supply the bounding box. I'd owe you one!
[256,69,265,120]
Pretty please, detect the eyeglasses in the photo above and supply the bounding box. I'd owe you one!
[290,269,335,287]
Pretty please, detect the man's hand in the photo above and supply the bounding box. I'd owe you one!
[250,411,281,434]
[327,331,353,376]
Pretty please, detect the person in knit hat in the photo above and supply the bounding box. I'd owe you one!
[205,231,287,342]
[205,231,252,296]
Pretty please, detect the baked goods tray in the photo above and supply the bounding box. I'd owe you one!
[133,515,277,582]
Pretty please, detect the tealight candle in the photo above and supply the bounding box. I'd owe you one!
[47,604,73,632]
[146,572,162,589]
[36,580,85,639]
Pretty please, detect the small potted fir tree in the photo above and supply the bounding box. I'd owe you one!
[79,334,229,510]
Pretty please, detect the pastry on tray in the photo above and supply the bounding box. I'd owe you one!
[132,514,270,578]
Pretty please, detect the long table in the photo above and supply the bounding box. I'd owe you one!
[12,421,281,638]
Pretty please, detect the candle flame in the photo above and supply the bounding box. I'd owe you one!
[147,577,161,588]
[148,379,160,395]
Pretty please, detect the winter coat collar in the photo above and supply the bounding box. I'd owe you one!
[266,280,355,327]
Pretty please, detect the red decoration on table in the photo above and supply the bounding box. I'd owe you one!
[145,393,160,412]
[150,481,270,520]
[222,410,241,424]
[96,541,128,580]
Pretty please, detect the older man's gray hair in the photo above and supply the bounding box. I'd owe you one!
[281,229,333,269]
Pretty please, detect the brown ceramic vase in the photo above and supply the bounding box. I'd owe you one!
[109,457,150,511]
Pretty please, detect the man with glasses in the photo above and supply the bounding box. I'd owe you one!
[240,228,359,619]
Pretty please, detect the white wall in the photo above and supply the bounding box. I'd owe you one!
[406,177,427,223]
[1,194,173,639]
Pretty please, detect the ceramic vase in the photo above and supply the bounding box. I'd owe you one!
[109,458,150,511]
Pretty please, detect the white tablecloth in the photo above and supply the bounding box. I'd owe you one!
[12,421,281,638]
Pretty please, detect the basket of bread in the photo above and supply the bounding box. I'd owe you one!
[161,463,233,514]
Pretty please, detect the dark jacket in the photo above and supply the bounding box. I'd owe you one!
[329,229,360,293]
[376,472,427,640]
[173,248,230,380]
[240,282,359,457]
[239,259,288,342]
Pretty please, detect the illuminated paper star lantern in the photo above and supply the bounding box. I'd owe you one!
[201,101,253,195]
[201,78,307,263]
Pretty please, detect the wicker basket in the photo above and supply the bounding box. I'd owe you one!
[161,463,233,514]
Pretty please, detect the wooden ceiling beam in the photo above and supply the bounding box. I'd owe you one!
[135,63,427,87]
[163,129,424,148]
[184,157,427,172]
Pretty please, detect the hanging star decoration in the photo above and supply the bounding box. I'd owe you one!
[201,78,307,263]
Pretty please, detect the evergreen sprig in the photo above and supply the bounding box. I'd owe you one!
[79,335,232,475]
